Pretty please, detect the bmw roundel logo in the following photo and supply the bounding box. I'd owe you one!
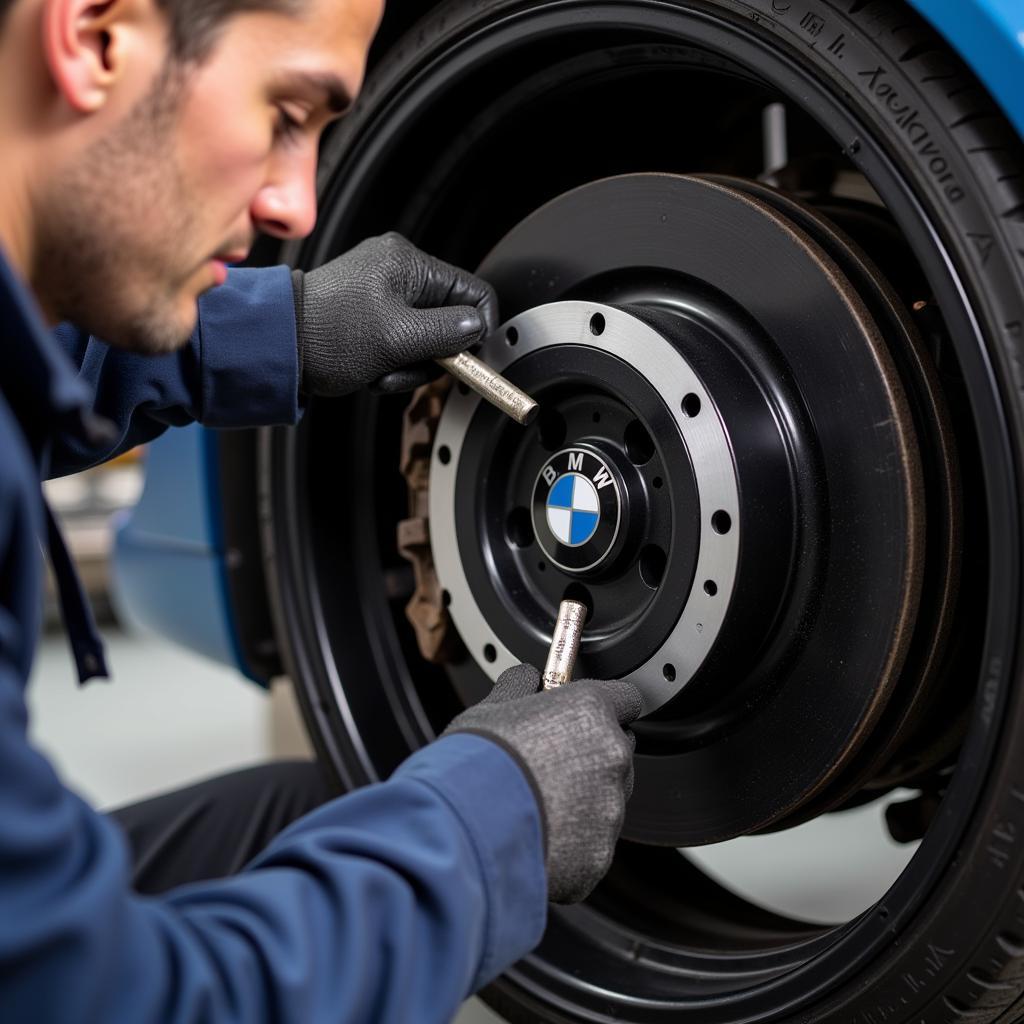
[532,448,621,573]
[546,473,601,547]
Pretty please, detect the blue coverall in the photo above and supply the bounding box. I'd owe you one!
[0,249,547,1022]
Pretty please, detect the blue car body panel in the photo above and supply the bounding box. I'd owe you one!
[110,0,1024,683]
[906,0,1024,142]
[112,424,264,685]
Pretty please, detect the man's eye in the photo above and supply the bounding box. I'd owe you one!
[275,107,304,141]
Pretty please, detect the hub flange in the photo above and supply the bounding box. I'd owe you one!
[431,301,741,711]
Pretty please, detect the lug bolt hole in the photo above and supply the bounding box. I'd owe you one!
[639,545,667,589]
[563,582,594,622]
[663,664,677,682]
[537,561,546,572]
[589,312,606,335]
[652,476,663,489]
[682,393,701,417]
[704,580,718,596]
[624,419,655,466]
[483,644,497,663]
[506,326,519,346]
[592,411,601,423]
[438,445,451,465]
[538,409,567,452]
[506,507,534,548]
[712,510,732,534]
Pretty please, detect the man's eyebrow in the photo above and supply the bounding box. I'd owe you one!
[280,71,353,114]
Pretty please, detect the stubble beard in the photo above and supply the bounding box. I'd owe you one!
[35,66,208,355]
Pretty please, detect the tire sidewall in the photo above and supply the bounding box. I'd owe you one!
[733,2,1024,1021]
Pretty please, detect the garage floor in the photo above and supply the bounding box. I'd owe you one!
[28,626,916,1023]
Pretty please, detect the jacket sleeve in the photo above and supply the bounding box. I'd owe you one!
[47,265,301,478]
[0,641,548,1024]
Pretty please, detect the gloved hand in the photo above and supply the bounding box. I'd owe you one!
[444,664,643,904]
[292,232,499,396]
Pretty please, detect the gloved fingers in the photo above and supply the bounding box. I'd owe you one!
[592,678,645,726]
[369,362,444,395]
[622,732,636,801]
[444,273,500,337]
[407,304,488,362]
[485,663,542,703]
[416,254,501,336]
[548,826,621,905]
[372,232,497,328]
[549,870,604,906]
[604,722,636,801]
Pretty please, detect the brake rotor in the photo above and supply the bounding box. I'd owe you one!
[428,173,943,843]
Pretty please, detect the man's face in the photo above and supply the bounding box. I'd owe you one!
[35,0,383,352]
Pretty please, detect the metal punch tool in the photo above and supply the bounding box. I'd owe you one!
[542,599,587,690]
[437,351,539,426]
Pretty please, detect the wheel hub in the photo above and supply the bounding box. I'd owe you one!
[433,301,746,704]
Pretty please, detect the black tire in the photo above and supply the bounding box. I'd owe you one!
[260,1,1024,1020]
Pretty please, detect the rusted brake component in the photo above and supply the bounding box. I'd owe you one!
[397,376,460,663]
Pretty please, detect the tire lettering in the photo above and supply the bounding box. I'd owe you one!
[856,66,965,202]
[861,943,956,1021]
[862,1001,900,1022]
[799,11,824,38]
[967,232,994,265]
[988,819,1016,870]
[980,657,1002,727]
[923,943,955,975]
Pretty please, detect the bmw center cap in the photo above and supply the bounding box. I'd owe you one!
[532,448,622,573]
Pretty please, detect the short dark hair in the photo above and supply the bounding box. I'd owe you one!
[0,0,302,63]
[155,0,303,62]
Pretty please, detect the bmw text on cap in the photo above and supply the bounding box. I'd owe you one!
[532,448,621,573]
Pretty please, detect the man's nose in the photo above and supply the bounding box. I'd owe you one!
[250,148,319,240]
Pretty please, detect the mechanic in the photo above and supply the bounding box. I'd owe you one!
[0,0,643,1020]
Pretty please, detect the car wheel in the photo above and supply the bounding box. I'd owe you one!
[259,1,1024,1020]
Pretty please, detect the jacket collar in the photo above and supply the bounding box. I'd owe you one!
[0,246,114,458]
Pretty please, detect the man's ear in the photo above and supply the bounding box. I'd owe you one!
[42,0,160,113]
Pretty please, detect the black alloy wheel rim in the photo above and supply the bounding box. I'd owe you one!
[265,3,1019,1019]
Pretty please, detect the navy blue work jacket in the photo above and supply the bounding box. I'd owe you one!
[0,249,546,1022]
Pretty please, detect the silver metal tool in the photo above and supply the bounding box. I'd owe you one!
[437,351,539,426]
[542,599,587,690]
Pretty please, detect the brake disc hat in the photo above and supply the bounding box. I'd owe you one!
[431,300,740,710]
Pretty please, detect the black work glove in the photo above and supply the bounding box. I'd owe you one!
[292,232,499,396]
[444,664,642,904]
